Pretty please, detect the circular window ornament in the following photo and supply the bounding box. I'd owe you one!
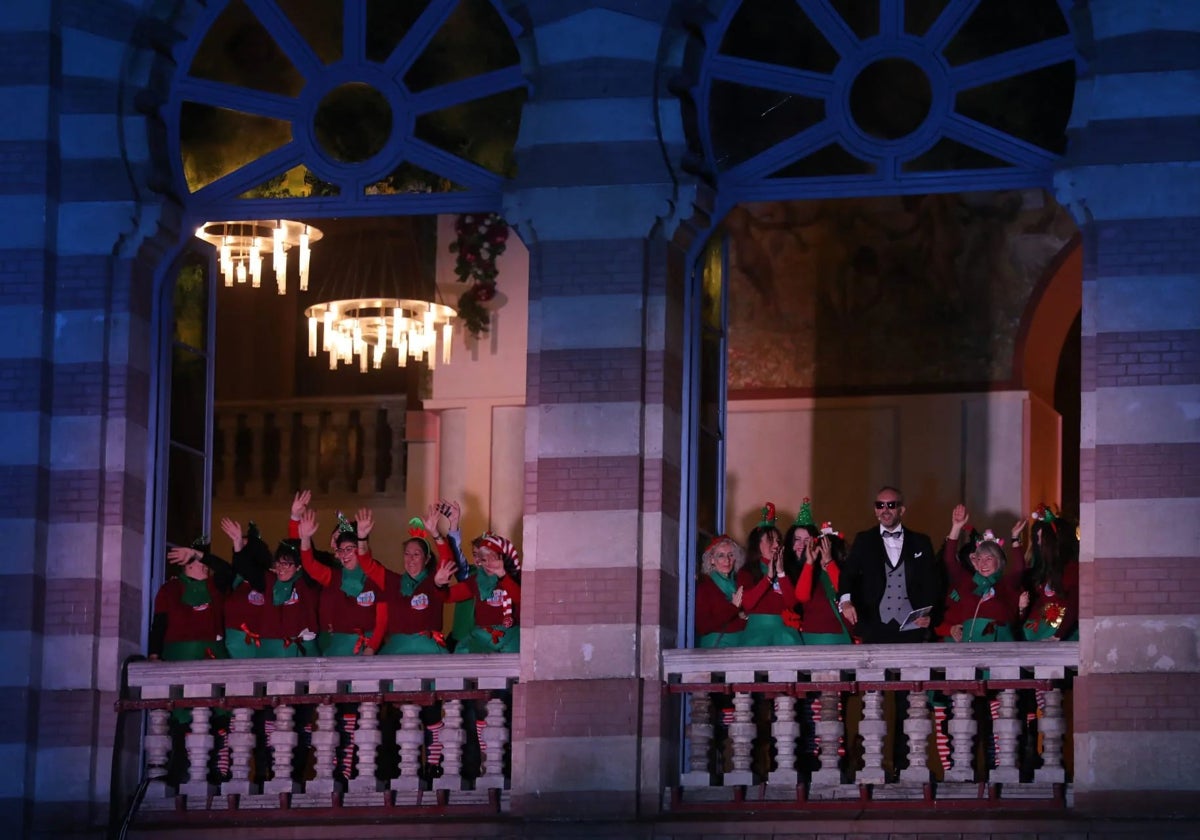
[313,82,394,164]
[848,58,932,142]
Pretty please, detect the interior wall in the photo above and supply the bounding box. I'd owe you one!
[724,391,1049,541]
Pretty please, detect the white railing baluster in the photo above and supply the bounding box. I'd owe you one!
[681,690,713,787]
[265,702,297,796]
[223,705,256,796]
[945,690,977,782]
[478,696,510,790]
[348,696,381,795]
[1037,686,1066,783]
[812,687,844,786]
[143,707,172,802]
[181,706,214,800]
[394,702,423,793]
[768,693,798,788]
[901,688,932,783]
[858,688,886,784]
[992,688,1021,784]
[436,699,465,793]
[726,691,754,786]
[307,700,338,798]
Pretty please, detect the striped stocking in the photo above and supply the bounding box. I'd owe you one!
[340,711,358,780]
[427,720,444,767]
[933,704,950,772]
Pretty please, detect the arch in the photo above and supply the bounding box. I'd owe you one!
[689,0,1080,215]
[1015,234,1083,402]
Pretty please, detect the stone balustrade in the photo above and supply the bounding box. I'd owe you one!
[121,655,518,813]
[214,397,407,499]
[663,642,1077,808]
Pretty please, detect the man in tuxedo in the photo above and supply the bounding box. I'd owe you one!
[838,486,942,643]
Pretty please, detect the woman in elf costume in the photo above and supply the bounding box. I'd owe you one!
[448,527,522,654]
[795,521,854,645]
[695,534,747,647]
[1021,505,1079,642]
[351,506,458,654]
[219,517,320,658]
[938,505,1026,643]
[781,498,819,587]
[735,502,803,646]
[297,508,386,656]
[149,535,232,662]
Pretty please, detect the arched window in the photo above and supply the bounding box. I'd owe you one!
[155,0,526,556]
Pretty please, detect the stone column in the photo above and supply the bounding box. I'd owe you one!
[1053,0,1200,813]
[501,3,702,818]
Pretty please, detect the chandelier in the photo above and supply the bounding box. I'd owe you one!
[303,221,456,373]
[195,219,322,294]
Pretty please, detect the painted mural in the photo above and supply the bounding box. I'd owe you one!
[725,191,1077,393]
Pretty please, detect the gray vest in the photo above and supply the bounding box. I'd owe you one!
[879,559,914,625]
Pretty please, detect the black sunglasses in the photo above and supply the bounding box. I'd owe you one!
[874,501,900,509]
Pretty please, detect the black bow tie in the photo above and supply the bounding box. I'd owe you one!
[883,530,903,540]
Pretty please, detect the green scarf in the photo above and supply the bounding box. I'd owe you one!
[180,576,210,607]
[476,569,501,602]
[972,570,1002,597]
[400,568,427,597]
[273,577,296,606]
[708,570,738,600]
[340,566,366,599]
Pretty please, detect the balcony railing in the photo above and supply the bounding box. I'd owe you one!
[663,642,1077,810]
[120,655,517,817]
[214,397,407,499]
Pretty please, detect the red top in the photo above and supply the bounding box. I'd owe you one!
[1026,560,1079,639]
[154,577,224,644]
[937,537,1024,637]
[301,548,387,645]
[695,573,745,638]
[358,543,452,638]
[736,564,797,615]
[448,574,522,628]
[224,572,320,641]
[796,561,844,635]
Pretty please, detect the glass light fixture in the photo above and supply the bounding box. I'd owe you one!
[195,220,322,294]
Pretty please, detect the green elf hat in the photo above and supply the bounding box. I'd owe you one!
[757,502,777,529]
[793,497,814,528]
[406,516,435,560]
[247,521,261,542]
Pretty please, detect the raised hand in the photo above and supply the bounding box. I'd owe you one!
[423,503,440,537]
[291,490,311,519]
[297,509,319,542]
[819,535,832,565]
[356,508,374,539]
[1011,518,1028,542]
[949,504,969,538]
[434,557,457,586]
[804,539,819,565]
[731,585,744,609]
[446,500,462,532]
[167,546,201,566]
[219,517,245,552]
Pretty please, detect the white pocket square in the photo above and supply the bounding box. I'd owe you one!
[914,551,924,558]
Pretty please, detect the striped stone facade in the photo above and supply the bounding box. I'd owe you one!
[0,0,1197,834]
[1054,0,1200,811]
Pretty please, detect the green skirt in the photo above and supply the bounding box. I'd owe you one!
[163,639,228,662]
[454,625,519,653]
[698,630,744,648]
[319,630,372,656]
[739,613,803,647]
[377,632,448,655]
[802,631,852,645]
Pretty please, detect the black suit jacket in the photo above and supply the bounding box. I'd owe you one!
[839,527,943,643]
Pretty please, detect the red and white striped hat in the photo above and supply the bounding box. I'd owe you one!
[473,532,520,570]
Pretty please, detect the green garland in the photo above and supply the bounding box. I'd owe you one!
[448,213,509,337]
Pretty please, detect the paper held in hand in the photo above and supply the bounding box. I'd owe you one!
[899,605,932,632]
